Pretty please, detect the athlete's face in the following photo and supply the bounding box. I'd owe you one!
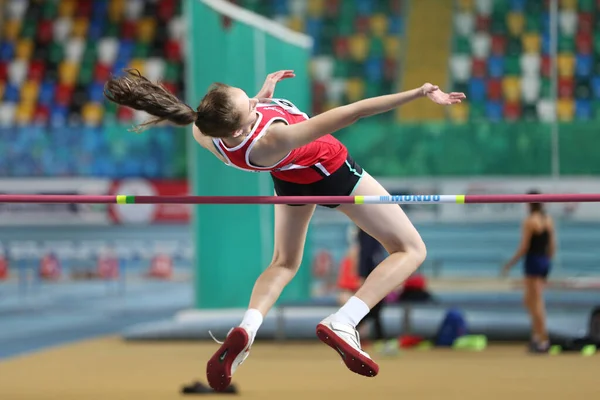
[229,88,259,135]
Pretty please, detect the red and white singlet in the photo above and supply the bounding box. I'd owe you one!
[212,98,348,184]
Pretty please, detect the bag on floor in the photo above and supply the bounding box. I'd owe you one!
[434,308,468,347]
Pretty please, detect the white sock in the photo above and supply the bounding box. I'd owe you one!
[239,309,263,333]
[332,296,370,328]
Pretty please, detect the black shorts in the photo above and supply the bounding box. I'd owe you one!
[271,155,363,208]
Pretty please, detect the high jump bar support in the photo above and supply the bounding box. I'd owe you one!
[0,194,599,205]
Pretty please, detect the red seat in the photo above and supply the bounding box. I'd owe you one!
[334,37,350,59]
[158,0,176,21]
[94,63,112,83]
[354,16,370,34]
[578,12,593,33]
[28,60,46,81]
[117,105,134,122]
[541,55,551,78]
[491,35,507,55]
[504,102,521,121]
[34,104,50,124]
[120,20,136,40]
[76,0,93,17]
[472,58,487,78]
[164,40,182,61]
[576,32,592,55]
[312,80,327,100]
[54,84,74,106]
[324,0,340,17]
[0,62,7,81]
[383,58,397,81]
[476,15,491,32]
[36,20,53,44]
[162,82,178,94]
[487,79,502,100]
[558,77,574,99]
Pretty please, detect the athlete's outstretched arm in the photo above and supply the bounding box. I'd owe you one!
[254,70,296,100]
[266,83,465,152]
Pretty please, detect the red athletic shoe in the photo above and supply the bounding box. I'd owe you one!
[206,327,252,392]
[316,315,379,377]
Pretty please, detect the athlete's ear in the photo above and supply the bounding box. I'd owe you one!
[232,129,244,137]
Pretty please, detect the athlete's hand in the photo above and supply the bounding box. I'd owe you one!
[420,83,466,105]
[256,70,296,99]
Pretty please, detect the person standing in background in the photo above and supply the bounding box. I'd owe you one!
[502,190,556,353]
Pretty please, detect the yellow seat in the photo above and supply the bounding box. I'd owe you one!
[128,59,145,75]
[324,101,341,113]
[557,53,575,77]
[58,0,76,17]
[345,78,365,103]
[71,17,89,38]
[287,16,304,33]
[20,81,40,103]
[59,61,80,85]
[506,12,525,37]
[370,14,389,38]
[502,77,521,103]
[3,20,21,42]
[137,18,156,43]
[307,0,325,18]
[82,102,104,126]
[447,103,469,124]
[384,36,401,59]
[15,38,34,60]
[15,101,35,125]
[108,0,126,22]
[557,98,574,121]
[522,33,541,54]
[456,0,475,11]
[560,0,577,10]
[349,34,369,62]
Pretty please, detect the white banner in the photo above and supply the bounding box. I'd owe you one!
[0,179,111,226]
[378,177,600,222]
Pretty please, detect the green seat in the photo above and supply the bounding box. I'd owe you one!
[365,82,382,98]
[558,35,575,52]
[522,103,538,122]
[506,37,522,56]
[576,79,591,100]
[105,22,119,37]
[594,59,600,75]
[42,1,58,18]
[593,35,600,55]
[78,62,94,86]
[490,18,507,35]
[337,16,355,36]
[525,14,541,33]
[540,78,552,99]
[593,101,600,120]
[82,43,97,64]
[134,42,150,58]
[333,60,350,78]
[164,61,180,82]
[348,61,364,78]
[579,0,594,12]
[453,82,468,95]
[21,18,37,38]
[453,36,471,54]
[369,37,385,58]
[504,55,521,76]
[469,103,486,121]
[525,1,544,14]
[48,42,64,65]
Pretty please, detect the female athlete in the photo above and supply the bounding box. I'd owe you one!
[502,190,556,353]
[104,69,466,391]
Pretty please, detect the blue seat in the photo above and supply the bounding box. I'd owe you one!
[88,19,104,41]
[0,42,14,61]
[468,77,486,102]
[542,12,550,35]
[116,39,134,63]
[576,54,593,78]
[272,0,288,15]
[485,100,504,122]
[591,76,600,99]
[92,0,108,18]
[356,0,374,15]
[39,81,55,105]
[487,55,505,78]
[575,99,592,120]
[305,18,323,55]
[364,57,383,82]
[510,0,526,11]
[88,82,105,102]
[3,83,19,102]
[50,106,68,128]
[112,60,128,75]
[388,15,403,34]
[542,32,551,54]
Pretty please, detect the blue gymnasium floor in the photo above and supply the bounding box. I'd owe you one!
[1,277,598,360]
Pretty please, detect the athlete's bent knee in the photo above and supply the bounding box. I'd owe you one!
[269,252,302,274]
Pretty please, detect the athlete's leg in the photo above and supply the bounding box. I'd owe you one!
[523,276,536,340]
[207,203,315,391]
[316,172,426,377]
[529,277,549,344]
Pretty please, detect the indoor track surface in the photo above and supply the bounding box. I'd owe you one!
[0,338,597,400]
